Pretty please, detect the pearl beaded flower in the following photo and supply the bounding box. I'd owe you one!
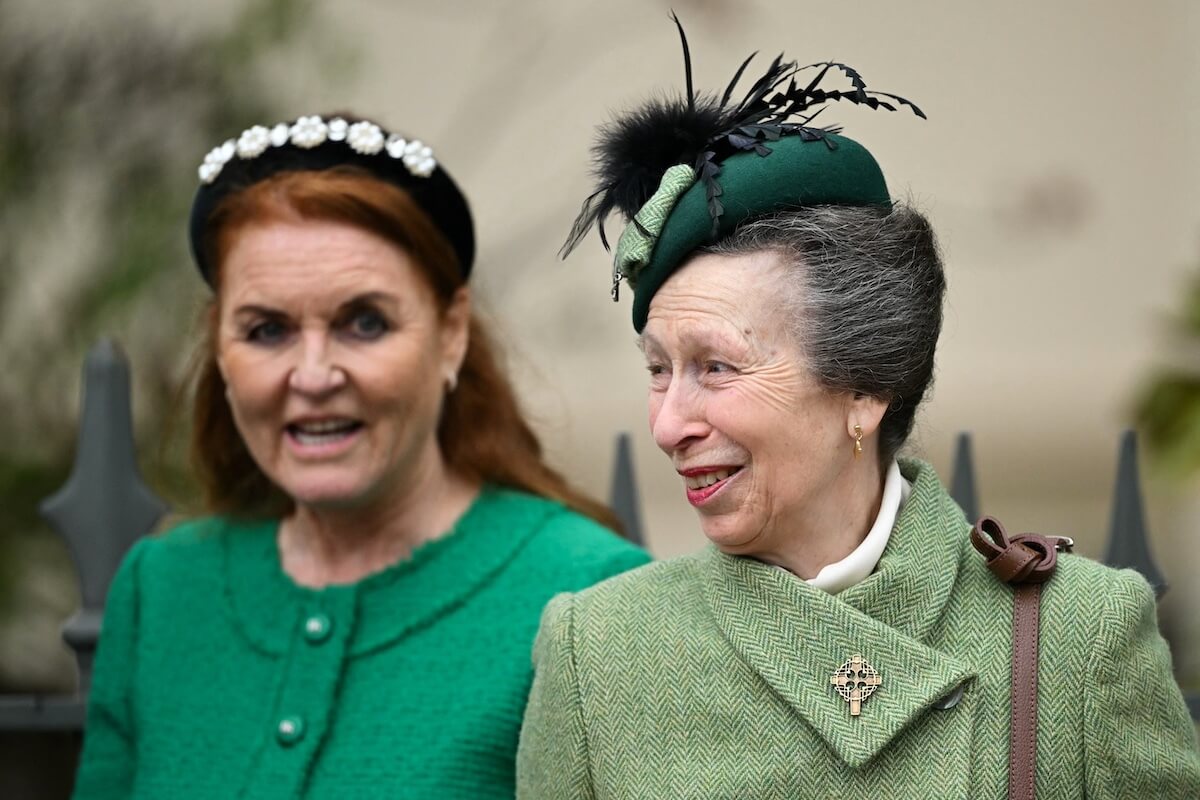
[198,115,440,185]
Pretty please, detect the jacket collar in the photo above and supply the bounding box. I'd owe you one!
[702,459,977,767]
[221,486,556,656]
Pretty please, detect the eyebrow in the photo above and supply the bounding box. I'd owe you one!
[231,303,284,318]
[231,291,399,318]
[338,291,398,309]
[637,327,751,356]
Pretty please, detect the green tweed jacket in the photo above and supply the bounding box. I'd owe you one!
[517,460,1200,799]
[73,487,649,799]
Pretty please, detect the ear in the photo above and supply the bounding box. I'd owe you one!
[440,286,471,376]
[846,392,889,440]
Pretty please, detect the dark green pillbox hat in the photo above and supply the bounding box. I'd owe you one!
[628,133,890,331]
[560,16,922,331]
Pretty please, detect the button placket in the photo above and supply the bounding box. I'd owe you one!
[240,590,358,798]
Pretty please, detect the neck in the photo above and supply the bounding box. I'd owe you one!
[760,456,888,580]
[279,450,481,589]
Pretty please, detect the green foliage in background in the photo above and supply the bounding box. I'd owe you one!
[1137,266,1200,479]
[0,0,325,690]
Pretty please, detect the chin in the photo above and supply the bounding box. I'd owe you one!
[280,475,375,510]
[698,517,759,553]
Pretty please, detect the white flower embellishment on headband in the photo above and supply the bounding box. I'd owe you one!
[197,115,439,185]
[347,121,384,155]
[289,115,328,149]
[235,125,272,159]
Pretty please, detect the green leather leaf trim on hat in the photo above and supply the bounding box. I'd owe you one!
[613,164,697,292]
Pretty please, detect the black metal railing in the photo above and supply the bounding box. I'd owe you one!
[1,340,167,733]
[0,343,1194,737]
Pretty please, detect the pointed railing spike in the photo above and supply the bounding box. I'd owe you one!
[39,339,169,690]
[1103,430,1166,598]
[609,432,645,547]
[949,432,980,522]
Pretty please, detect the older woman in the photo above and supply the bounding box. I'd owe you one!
[517,27,1200,800]
[72,113,648,799]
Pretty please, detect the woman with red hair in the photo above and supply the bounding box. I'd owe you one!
[72,114,648,800]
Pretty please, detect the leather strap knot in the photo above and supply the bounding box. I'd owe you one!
[970,516,1063,585]
[969,514,1072,800]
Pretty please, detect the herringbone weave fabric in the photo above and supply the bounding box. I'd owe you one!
[613,163,696,286]
[517,460,1200,799]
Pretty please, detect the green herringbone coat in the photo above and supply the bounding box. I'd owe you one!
[516,460,1200,799]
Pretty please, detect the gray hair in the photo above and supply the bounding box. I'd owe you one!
[702,203,945,463]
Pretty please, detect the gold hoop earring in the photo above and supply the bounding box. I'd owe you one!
[853,424,863,459]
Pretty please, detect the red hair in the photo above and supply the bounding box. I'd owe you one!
[190,167,620,530]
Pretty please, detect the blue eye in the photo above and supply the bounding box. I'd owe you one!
[348,309,389,340]
[705,361,732,374]
[247,319,288,344]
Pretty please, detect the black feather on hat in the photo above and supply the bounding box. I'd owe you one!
[560,14,925,257]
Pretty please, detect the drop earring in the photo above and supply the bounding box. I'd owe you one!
[853,424,863,459]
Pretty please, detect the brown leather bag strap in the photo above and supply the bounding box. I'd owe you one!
[970,516,1071,800]
[1008,583,1042,800]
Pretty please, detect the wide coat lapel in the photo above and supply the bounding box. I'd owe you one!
[703,461,977,769]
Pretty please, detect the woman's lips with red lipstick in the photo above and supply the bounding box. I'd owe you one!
[679,465,743,506]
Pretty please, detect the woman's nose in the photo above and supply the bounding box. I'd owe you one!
[287,332,347,396]
[650,379,709,454]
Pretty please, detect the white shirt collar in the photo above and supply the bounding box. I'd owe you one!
[804,460,911,594]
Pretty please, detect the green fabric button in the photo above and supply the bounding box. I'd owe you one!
[276,716,305,746]
[303,613,332,643]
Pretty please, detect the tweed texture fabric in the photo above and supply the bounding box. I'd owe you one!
[613,164,695,289]
[73,487,649,800]
[517,460,1200,799]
